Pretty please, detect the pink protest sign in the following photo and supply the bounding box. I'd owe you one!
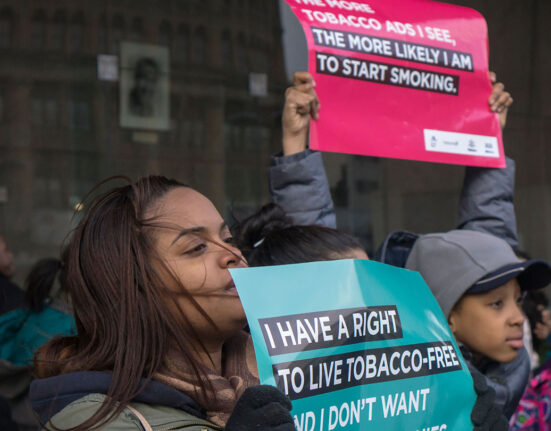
[284,0,505,168]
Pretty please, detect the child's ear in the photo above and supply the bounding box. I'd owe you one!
[447,311,457,333]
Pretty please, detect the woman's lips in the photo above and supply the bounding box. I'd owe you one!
[224,281,238,295]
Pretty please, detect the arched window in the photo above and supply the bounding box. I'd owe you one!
[130,16,144,41]
[221,29,233,68]
[111,14,125,54]
[0,8,14,48]
[176,24,189,63]
[31,10,46,49]
[51,9,67,50]
[69,11,85,52]
[159,20,172,47]
[193,26,206,65]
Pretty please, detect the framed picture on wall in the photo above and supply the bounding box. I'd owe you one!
[120,41,170,131]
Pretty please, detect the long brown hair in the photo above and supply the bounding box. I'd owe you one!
[35,176,220,430]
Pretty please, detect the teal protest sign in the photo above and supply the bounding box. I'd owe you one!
[230,259,475,431]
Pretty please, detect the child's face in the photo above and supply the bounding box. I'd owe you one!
[448,278,525,364]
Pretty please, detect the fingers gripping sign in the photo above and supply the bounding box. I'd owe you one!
[282,72,321,156]
[488,71,513,130]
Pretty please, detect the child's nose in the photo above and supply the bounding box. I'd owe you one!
[509,303,525,326]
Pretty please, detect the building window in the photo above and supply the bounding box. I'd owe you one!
[31,10,46,49]
[182,119,192,146]
[69,11,85,52]
[251,42,269,72]
[0,8,13,48]
[51,9,67,51]
[176,24,189,63]
[170,95,180,134]
[236,33,247,73]
[97,14,107,51]
[34,177,62,207]
[0,94,4,123]
[31,96,59,127]
[221,30,233,68]
[111,14,125,54]
[44,99,58,127]
[193,27,206,65]
[159,20,172,47]
[68,100,90,131]
[191,119,204,147]
[31,98,43,126]
[130,17,144,41]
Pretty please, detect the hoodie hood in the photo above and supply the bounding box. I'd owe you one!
[30,371,205,425]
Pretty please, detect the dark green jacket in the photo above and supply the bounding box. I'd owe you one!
[47,394,221,431]
[30,371,222,431]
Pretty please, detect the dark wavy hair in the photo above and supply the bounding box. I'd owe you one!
[234,203,365,266]
[34,175,223,431]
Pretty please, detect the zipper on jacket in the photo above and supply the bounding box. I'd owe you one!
[156,422,223,431]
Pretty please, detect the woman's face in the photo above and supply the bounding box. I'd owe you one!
[151,187,248,343]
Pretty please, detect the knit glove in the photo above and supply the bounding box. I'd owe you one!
[226,385,295,431]
[470,367,509,431]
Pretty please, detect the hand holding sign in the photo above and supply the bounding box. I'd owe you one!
[226,385,295,431]
[282,72,321,156]
[488,72,513,130]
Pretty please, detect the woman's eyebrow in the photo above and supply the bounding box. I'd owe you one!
[170,227,205,246]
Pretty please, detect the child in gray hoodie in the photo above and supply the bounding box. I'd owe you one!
[405,229,551,418]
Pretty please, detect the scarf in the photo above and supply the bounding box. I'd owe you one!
[154,331,259,426]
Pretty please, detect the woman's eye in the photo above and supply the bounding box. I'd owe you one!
[184,243,206,255]
[224,236,236,245]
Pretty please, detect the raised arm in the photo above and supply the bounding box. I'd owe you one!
[269,72,337,228]
[457,73,518,248]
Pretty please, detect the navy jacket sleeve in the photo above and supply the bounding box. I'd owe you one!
[269,150,336,228]
[457,157,518,249]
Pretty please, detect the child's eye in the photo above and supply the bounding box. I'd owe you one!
[489,300,504,309]
[515,293,526,305]
[184,243,206,255]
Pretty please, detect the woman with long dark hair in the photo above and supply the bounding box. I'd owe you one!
[30,176,294,431]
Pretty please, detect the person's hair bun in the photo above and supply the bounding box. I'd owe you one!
[233,203,292,252]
